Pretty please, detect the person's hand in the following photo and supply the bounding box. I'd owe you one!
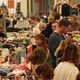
[65,37,73,44]
[54,40,65,57]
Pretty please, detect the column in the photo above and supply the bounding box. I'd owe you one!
[20,0,27,17]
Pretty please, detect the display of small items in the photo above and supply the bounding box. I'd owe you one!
[66,31,80,45]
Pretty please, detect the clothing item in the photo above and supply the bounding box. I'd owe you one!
[41,22,53,38]
[7,64,31,78]
[12,64,29,71]
[53,62,79,80]
[49,32,65,69]
[0,68,11,76]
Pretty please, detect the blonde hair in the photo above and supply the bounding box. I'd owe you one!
[48,11,54,23]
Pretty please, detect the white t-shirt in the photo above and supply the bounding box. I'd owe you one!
[53,62,79,80]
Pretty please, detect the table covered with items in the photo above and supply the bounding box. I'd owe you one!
[0,30,36,80]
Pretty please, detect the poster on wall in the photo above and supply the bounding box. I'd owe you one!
[8,0,14,8]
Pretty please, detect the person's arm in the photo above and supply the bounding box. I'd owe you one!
[54,47,61,57]
[54,40,65,57]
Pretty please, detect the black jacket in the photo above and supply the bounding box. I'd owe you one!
[41,22,53,38]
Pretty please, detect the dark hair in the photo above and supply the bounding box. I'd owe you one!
[62,44,79,64]
[35,17,41,22]
[59,18,71,27]
[54,12,60,20]
[29,47,47,64]
[45,38,49,45]
[35,34,48,51]
[35,62,54,80]
[30,16,36,21]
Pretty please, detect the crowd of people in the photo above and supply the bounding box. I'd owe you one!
[0,7,80,80]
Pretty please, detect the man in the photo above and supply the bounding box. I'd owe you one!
[49,18,71,69]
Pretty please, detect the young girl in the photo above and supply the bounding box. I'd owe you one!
[35,34,50,61]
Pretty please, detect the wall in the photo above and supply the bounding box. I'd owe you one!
[32,0,43,15]
[20,0,49,17]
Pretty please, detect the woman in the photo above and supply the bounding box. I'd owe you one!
[35,34,50,61]
[53,44,79,80]
[35,34,48,51]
